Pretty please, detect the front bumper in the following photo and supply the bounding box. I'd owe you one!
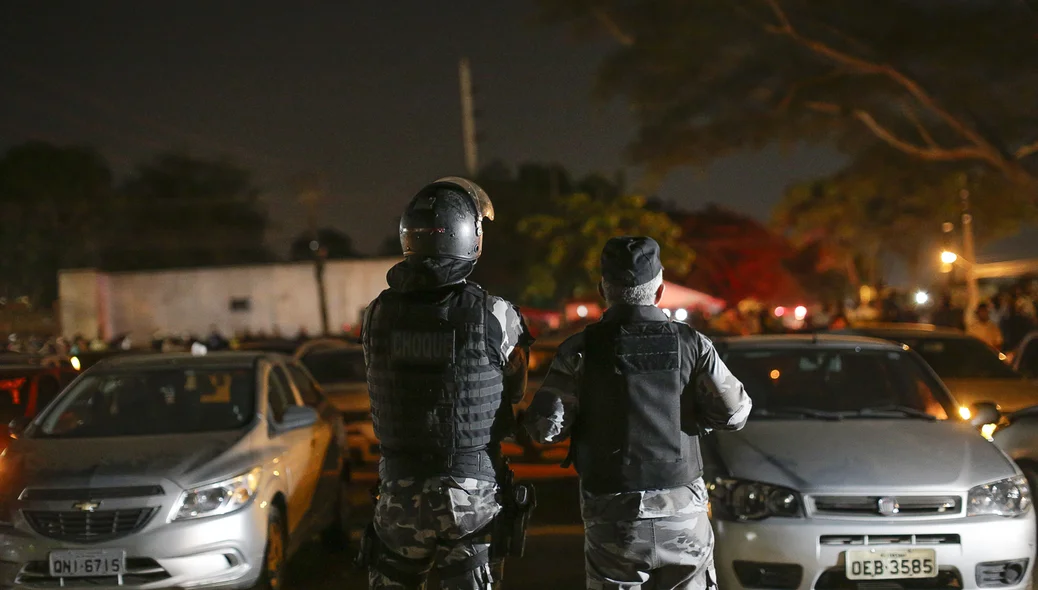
[0,501,270,589]
[714,511,1037,590]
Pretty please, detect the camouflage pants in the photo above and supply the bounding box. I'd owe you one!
[369,476,502,590]
[582,480,718,590]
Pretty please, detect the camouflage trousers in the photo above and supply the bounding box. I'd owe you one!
[369,476,502,590]
[581,479,718,590]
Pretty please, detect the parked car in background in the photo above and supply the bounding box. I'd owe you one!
[708,334,1034,590]
[0,351,350,589]
[833,324,1038,412]
[295,345,376,465]
[0,363,77,444]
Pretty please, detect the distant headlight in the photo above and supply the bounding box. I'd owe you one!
[171,467,262,521]
[708,477,802,521]
[967,475,1031,517]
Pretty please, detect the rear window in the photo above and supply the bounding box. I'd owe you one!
[300,349,366,384]
[899,337,1020,380]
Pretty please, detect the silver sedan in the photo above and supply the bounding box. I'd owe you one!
[708,335,1035,590]
[0,351,349,589]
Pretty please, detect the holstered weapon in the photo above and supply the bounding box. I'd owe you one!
[490,459,537,559]
[354,480,382,570]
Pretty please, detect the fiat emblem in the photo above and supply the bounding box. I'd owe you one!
[877,497,900,516]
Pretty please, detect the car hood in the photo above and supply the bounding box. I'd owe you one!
[942,378,1038,413]
[3,428,258,492]
[713,419,1014,493]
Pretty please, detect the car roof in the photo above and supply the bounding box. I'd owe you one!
[93,351,275,370]
[833,324,970,340]
[718,333,907,351]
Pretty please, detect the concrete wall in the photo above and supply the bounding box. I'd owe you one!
[58,258,399,342]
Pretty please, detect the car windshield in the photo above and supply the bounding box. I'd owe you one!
[895,336,1021,380]
[34,366,255,438]
[721,347,954,420]
[300,350,366,384]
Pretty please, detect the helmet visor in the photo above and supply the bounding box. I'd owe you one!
[432,176,494,221]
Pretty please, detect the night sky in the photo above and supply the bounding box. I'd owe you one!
[0,1,1029,271]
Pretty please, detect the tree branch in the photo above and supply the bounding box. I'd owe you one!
[592,8,634,46]
[762,0,1003,161]
[900,101,938,148]
[1016,139,1038,160]
[804,101,988,162]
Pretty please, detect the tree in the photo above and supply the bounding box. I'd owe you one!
[289,228,356,261]
[670,205,806,304]
[539,0,1038,188]
[0,142,113,304]
[775,147,1036,286]
[517,193,694,304]
[106,153,272,270]
[470,161,630,302]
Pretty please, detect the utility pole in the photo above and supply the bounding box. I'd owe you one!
[458,57,478,177]
[298,179,330,336]
[961,187,979,318]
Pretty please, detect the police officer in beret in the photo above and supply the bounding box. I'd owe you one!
[360,177,533,589]
[524,236,752,590]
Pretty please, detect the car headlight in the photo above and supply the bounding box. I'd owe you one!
[171,467,262,521]
[967,475,1031,517]
[707,477,802,521]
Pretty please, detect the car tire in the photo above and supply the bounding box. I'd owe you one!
[321,475,352,551]
[251,505,287,590]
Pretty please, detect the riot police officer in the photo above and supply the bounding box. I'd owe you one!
[524,236,752,590]
[360,177,532,589]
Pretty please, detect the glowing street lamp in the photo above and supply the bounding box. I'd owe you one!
[940,250,958,265]
[914,291,929,305]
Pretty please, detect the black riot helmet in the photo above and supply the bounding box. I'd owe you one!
[399,177,495,261]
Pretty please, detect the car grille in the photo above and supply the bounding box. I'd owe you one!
[17,558,170,587]
[19,486,164,501]
[814,566,963,590]
[820,534,961,546]
[811,495,962,517]
[23,508,157,543]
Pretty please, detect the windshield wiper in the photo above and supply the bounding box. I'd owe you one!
[846,405,938,421]
[752,407,844,421]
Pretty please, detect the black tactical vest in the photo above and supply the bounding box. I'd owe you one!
[364,282,504,478]
[572,308,702,494]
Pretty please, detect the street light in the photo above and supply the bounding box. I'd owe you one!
[914,291,929,305]
[940,250,958,265]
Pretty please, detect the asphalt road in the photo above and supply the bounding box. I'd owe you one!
[285,457,585,589]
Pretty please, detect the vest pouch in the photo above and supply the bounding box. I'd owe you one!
[616,325,683,464]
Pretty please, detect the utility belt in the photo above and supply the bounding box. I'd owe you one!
[379,448,496,480]
[355,457,537,573]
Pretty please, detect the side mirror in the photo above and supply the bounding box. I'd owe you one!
[8,416,30,438]
[276,405,319,431]
[969,401,1002,428]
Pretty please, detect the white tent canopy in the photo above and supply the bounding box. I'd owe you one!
[659,281,726,315]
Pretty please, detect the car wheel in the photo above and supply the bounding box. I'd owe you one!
[321,475,352,551]
[251,505,287,590]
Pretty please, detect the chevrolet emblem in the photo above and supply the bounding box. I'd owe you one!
[71,501,101,512]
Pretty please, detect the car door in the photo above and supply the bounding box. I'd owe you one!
[287,361,344,509]
[264,362,316,534]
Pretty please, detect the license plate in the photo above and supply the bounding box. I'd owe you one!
[846,549,937,580]
[48,549,126,577]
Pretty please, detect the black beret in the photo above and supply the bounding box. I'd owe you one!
[601,236,663,287]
